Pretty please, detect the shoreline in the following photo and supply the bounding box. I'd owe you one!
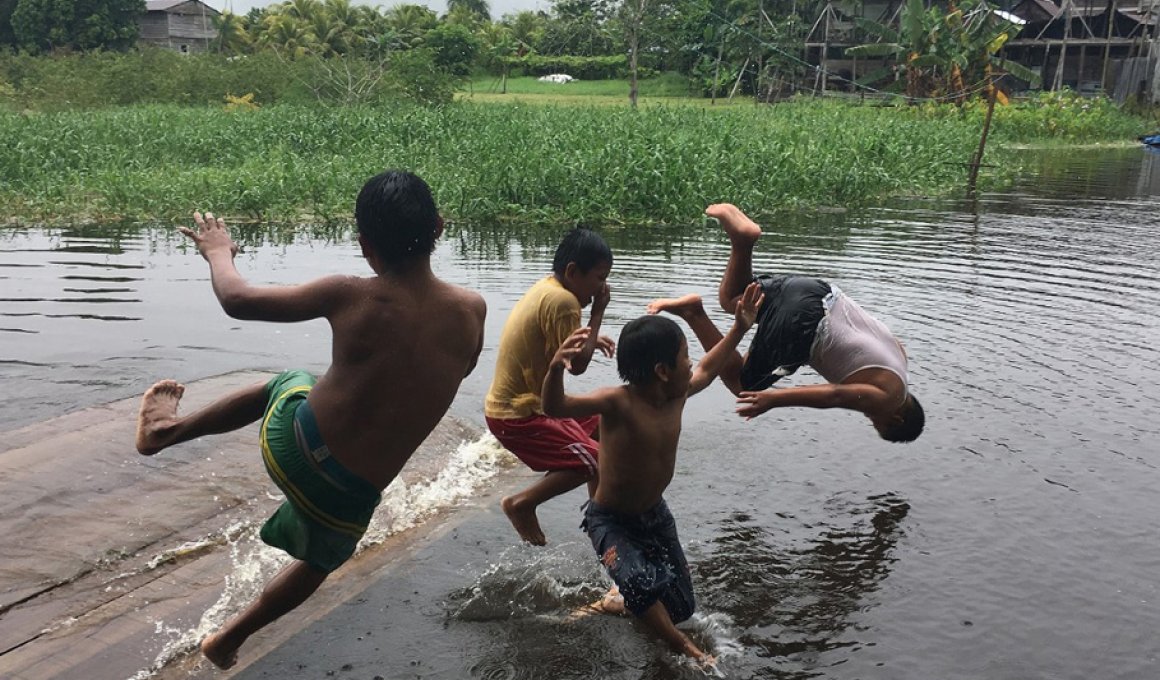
[0,371,516,680]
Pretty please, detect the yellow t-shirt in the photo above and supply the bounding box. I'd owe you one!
[485,276,582,419]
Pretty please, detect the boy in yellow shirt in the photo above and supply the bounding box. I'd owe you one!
[484,228,615,545]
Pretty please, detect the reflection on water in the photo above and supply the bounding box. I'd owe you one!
[3,147,1160,679]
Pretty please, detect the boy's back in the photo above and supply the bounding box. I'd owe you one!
[311,270,485,490]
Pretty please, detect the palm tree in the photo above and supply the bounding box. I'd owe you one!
[259,12,317,58]
[212,11,251,55]
[503,10,544,52]
[385,4,438,48]
[447,0,491,21]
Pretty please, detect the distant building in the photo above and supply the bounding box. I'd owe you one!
[139,0,220,54]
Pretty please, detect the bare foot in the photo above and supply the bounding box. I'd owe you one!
[705,203,762,245]
[200,631,238,670]
[501,495,546,546]
[135,379,185,455]
[598,585,625,614]
[695,654,720,676]
[646,294,704,320]
[567,585,625,620]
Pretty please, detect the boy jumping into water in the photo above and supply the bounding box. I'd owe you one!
[484,228,615,545]
[134,171,487,669]
[542,283,765,667]
[649,203,924,442]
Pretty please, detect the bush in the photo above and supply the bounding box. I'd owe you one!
[0,47,466,111]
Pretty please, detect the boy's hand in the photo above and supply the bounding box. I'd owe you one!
[596,334,616,358]
[592,283,611,313]
[736,390,776,419]
[550,327,591,371]
[735,281,764,330]
[178,211,240,261]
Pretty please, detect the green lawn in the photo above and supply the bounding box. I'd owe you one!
[458,74,757,107]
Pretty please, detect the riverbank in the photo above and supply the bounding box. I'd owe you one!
[1,96,1148,227]
[0,371,513,680]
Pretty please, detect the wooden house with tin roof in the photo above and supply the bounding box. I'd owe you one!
[139,0,220,53]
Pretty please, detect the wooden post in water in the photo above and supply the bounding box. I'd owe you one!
[968,83,998,196]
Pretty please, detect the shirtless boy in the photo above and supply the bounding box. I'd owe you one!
[541,282,764,667]
[649,203,924,442]
[134,171,486,668]
[484,228,615,545]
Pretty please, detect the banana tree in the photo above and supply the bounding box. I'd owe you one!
[846,0,1040,103]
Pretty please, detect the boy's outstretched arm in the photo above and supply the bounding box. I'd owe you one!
[542,327,622,418]
[688,282,763,396]
[735,383,887,419]
[568,283,615,375]
[179,211,342,322]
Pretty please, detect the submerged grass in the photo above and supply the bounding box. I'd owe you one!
[0,97,1147,227]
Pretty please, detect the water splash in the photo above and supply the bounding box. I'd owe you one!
[126,434,513,679]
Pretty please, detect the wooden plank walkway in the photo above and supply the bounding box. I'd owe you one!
[0,372,499,680]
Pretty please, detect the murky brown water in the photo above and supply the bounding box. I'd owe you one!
[2,147,1159,679]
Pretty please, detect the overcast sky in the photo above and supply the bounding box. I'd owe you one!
[203,0,552,19]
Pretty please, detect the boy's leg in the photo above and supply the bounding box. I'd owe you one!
[705,203,762,314]
[136,379,268,455]
[502,469,590,546]
[200,559,328,669]
[638,600,711,663]
[647,295,743,395]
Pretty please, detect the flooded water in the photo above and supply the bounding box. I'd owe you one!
[2,147,1159,679]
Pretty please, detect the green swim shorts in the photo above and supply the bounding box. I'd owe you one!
[258,370,382,573]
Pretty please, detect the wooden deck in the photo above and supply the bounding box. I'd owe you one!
[0,372,497,679]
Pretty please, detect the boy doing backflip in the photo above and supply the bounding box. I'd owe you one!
[649,203,923,442]
[485,228,616,545]
[134,171,486,669]
[542,283,765,667]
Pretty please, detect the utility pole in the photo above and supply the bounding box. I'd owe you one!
[1053,0,1073,90]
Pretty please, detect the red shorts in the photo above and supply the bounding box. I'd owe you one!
[486,414,599,475]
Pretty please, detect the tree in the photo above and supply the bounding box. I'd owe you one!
[212,11,251,55]
[536,0,616,57]
[503,10,545,53]
[383,4,437,49]
[446,0,490,22]
[845,0,1040,102]
[621,0,647,107]
[11,0,143,52]
[424,21,479,76]
[0,0,17,47]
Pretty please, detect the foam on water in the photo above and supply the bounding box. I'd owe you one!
[448,543,746,677]
[126,434,513,679]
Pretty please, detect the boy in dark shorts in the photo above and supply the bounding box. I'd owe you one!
[133,171,486,669]
[648,203,924,442]
[485,228,616,545]
[541,283,765,668]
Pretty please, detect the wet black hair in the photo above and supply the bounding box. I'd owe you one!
[552,227,612,276]
[355,170,439,267]
[617,315,685,385]
[880,394,925,443]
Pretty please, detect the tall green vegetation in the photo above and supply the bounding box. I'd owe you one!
[0,97,1144,227]
[0,49,460,108]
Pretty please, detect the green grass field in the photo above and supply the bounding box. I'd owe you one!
[457,74,759,107]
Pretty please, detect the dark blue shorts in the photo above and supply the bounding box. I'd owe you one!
[740,273,831,391]
[581,498,695,623]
